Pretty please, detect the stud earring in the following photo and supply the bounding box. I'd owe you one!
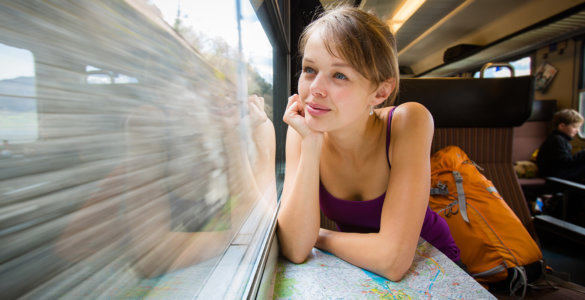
[369,105,374,116]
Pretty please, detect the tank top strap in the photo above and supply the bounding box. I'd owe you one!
[385,106,396,167]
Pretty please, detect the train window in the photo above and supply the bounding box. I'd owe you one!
[0,1,278,299]
[510,56,532,76]
[86,65,139,85]
[473,56,532,78]
[578,90,585,139]
[0,43,37,144]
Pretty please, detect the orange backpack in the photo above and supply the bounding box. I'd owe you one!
[429,145,543,293]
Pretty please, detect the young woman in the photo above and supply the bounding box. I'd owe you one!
[277,6,460,281]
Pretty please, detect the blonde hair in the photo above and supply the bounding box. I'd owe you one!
[552,108,584,128]
[298,6,399,106]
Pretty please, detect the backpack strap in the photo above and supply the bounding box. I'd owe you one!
[510,266,528,299]
[452,171,470,223]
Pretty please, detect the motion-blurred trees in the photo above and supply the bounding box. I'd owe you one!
[172,11,273,120]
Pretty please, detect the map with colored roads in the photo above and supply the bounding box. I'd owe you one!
[273,239,495,299]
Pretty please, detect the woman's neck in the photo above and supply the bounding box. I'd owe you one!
[323,114,386,161]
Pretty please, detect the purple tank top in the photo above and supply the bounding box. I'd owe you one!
[319,107,461,262]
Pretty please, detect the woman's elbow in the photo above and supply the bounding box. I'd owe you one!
[285,250,309,264]
[280,245,310,264]
[276,231,312,264]
[382,265,409,282]
[379,251,414,282]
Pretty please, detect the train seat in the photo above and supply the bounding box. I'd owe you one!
[396,77,537,239]
[512,99,557,202]
[396,77,585,299]
[512,100,585,247]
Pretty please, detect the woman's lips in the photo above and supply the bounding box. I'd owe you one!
[306,103,331,116]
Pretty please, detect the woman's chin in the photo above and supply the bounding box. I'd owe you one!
[305,117,327,133]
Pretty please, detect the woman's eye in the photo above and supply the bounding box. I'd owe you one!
[303,67,315,74]
[334,72,347,80]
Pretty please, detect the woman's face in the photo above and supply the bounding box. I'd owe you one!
[298,31,377,132]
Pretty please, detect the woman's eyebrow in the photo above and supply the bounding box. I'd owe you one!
[332,62,352,68]
[302,58,352,70]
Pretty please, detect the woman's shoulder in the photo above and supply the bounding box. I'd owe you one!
[385,102,434,147]
[394,102,431,116]
[374,106,394,121]
[375,102,432,124]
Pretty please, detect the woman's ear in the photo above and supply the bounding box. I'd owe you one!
[371,78,396,106]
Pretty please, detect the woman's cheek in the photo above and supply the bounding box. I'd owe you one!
[297,78,310,99]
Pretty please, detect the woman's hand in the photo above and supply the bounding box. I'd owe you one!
[247,94,269,129]
[219,94,268,131]
[283,94,323,142]
[247,95,276,195]
[246,94,275,168]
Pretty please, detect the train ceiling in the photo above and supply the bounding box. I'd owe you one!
[319,0,585,77]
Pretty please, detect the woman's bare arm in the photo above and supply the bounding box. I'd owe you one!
[277,95,324,263]
[277,127,323,263]
[315,102,434,281]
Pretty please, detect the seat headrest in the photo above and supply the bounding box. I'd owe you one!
[396,77,534,128]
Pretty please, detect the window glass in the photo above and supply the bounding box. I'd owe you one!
[473,56,531,78]
[0,0,277,299]
[511,57,532,76]
[0,43,37,144]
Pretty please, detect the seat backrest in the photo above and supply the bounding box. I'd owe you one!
[396,77,539,240]
[512,99,556,163]
[398,77,533,128]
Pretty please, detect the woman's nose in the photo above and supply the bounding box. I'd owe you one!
[310,74,327,98]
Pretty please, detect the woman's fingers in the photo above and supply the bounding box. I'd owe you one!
[249,95,262,111]
[286,94,298,107]
[285,94,303,115]
[255,95,265,110]
[284,95,316,138]
[283,96,302,123]
[247,95,268,128]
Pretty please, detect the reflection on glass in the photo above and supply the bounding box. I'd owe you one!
[157,0,274,120]
[0,43,37,144]
[0,0,276,299]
